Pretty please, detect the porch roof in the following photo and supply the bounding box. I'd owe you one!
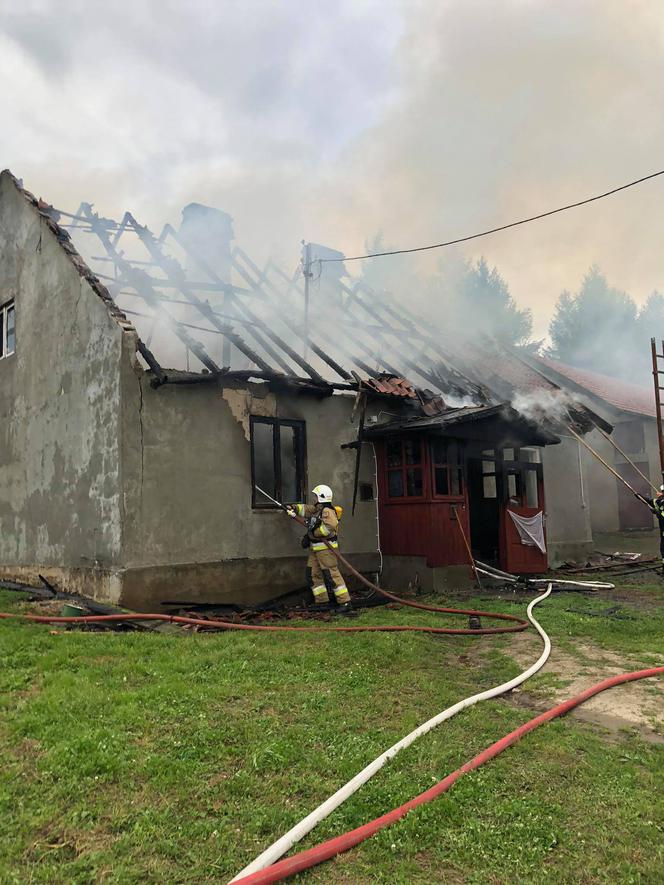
[362,402,561,447]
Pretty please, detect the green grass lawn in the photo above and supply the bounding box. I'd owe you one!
[1,585,663,883]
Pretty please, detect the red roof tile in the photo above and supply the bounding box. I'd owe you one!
[532,355,656,418]
[364,374,418,398]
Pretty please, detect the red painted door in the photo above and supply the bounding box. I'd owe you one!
[499,465,548,574]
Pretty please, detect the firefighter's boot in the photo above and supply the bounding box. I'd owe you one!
[334,602,356,617]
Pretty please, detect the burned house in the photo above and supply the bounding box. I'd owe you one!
[523,355,660,535]
[0,169,596,608]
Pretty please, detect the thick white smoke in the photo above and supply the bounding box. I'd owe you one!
[512,389,577,426]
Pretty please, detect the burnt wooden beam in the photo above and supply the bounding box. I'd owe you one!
[137,341,167,384]
[79,205,222,375]
[160,226,328,384]
[125,215,277,375]
[231,247,353,382]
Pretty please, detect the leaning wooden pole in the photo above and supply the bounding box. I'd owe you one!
[452,505,482,588]
[591,423,658,495]
[567,425,640,496]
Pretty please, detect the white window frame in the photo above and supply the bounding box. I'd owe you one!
[0,300,15,359]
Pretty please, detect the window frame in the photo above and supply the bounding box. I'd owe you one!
[0,299,15,360]
[250,416,306,509]
[430,437,465,499]
[385,436,426,501]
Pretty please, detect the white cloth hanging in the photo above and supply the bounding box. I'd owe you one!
[507,510,546,554]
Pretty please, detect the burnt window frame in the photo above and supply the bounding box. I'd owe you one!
[250,416,306,509]
[0,299,15,360]
[499,447,543,508]
[385,436,425,500]
[430,437,464,499]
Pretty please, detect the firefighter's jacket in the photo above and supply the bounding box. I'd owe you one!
[651,496,664,534]
[637,494,664,534]
[292,503,340,552]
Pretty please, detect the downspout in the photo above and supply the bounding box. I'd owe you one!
[371,442,383,576]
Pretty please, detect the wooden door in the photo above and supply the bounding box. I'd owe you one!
[467,457,500,563]
[499,464,548,574]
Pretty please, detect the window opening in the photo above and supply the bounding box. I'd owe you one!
[506,469,523,506]
[483,475,497,498]
[520,447,542,464]
[481,452,497,499]
[251,417,305,507]
[524,468,539,507]
[431,439,463,496]
[0,300,15,359]
[359,482,374,502]
[386,437,424,499]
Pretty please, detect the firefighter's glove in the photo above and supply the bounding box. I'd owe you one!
[286,508,297,518]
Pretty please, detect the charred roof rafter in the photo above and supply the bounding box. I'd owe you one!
[337,280,448,389]
[77,203,223,375]
[122,214,278,375]
[250,258,430,383]
[351,282,490,401]
[55,198,489,403]
[159,224,330,385]
[231,247,352,381]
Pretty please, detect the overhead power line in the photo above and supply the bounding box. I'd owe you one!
[318,167,664,263]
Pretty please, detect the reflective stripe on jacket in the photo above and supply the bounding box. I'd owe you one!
[291,503,339,542]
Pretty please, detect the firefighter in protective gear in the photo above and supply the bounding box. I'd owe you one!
[636,485,664,573]
[286,485,352,609]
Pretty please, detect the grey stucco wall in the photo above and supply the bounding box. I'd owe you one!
[542,435,593,565]
[118,369,380,608]
[0,172,131,598]
[583,419,656,534]
[583,429,621,533]
[538,383,657,537]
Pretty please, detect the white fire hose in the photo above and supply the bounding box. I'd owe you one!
[230,584,553,882]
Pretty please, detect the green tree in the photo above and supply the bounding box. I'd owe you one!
[456,257,532,345]
[423,255,532,346]
[359,237,532,346]
[636,290,664,343]
[548,266,638,379]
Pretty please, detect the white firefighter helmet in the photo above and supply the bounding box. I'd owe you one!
[312,484,333,503]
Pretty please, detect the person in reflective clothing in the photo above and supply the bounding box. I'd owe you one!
[287,484,352,610]
[636,484,664,574]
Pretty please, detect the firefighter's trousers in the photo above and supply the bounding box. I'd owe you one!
[307,543,351,605]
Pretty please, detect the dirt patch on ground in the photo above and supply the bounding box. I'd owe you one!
[505,632,664,742]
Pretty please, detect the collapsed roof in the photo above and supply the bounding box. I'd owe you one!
[3,172,607,439]
[42,199,489,404]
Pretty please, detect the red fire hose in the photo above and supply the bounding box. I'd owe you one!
[0,521,530,636]
[0,607,526,635]
[233,666,664,884]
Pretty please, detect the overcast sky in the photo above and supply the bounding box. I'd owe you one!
[2,0,664,338]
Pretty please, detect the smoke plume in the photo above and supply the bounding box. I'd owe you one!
[2,0,664,348]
